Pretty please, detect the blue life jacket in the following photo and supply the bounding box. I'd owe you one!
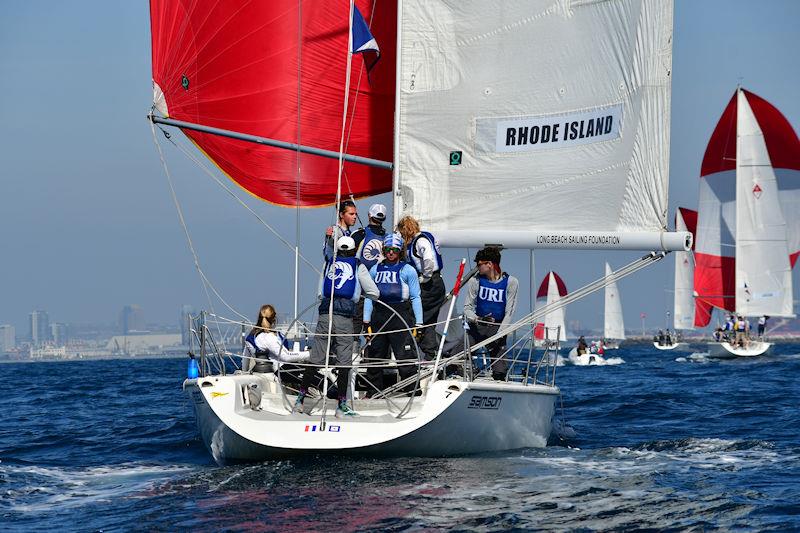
[374,262,408,304]
[407,231,443,274]
[475,273,509,322]
[320,256,360,317]
[323,227,351,261]
[357,225,386,270]
[245,331,287,357]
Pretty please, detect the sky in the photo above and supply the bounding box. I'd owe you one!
[0,0,798,336]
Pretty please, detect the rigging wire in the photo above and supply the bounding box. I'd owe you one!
[155,123,321,276]
[150,119,249,333]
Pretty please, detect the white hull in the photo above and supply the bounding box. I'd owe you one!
[653,342,689,351]
[566,347,606,366]
[185,374,558,464]
[706,341,772,358]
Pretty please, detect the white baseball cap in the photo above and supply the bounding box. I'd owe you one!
[336,236,356,251]
[368,203,387,220]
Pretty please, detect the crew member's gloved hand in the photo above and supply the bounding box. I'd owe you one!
[412,325,423,338]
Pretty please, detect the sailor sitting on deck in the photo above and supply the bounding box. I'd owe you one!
[243,304,310,373]
[296,236,380,417]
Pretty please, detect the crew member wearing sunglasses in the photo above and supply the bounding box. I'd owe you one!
[363,232,424,395]
[463,247,519,381]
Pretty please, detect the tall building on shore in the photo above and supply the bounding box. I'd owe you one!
[119,305,145,334]
[29,310,50,346]
[180,305,195,345]
[50,323,68,345]
[0,325,15,352]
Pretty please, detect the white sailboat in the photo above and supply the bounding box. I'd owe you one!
[534,271,568,349]
[694,88,797,358]
[603,262,625,350]
[149,0,688,463]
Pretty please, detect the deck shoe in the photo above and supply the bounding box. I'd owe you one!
[335,400,358,418]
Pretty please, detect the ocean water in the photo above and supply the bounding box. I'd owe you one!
[2,343,799,531]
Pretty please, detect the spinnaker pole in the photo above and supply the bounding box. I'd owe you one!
[148,115,393,170]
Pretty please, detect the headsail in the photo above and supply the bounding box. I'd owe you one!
[673,208,697,330]
[393,0,686,250]
[534,272,568,342]
[604,263,625,341]
[734,91,794,317]
[149,0,397,206]
[694,88,798,326]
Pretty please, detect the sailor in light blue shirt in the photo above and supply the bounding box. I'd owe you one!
[363,233,423,395]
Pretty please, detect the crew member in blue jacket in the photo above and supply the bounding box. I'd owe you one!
[397,215,446,360]
[296,236,379,417]
[463,247,519,380]
[363,233,424,395]
[350,203,388,335]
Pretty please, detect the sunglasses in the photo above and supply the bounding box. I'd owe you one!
[477,260,492,266]
[383,247,401,253]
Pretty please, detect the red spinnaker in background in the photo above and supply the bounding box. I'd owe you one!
[693,88,800,328]
[150,0,396,207]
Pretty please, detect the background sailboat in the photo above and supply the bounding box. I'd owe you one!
[694,88,799,357]
[603,262,625,349]
[534,272,569,349]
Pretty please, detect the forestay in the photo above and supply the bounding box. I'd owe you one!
[393,0,684,250]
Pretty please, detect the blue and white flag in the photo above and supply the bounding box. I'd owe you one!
[350,4,380,73]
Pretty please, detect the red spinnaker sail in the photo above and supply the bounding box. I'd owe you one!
[150,0,396,207]
[693,88,800,328]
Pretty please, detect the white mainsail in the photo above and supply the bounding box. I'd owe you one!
[673,208,695,329]
[734,90,794,318]
[604,263,625,340]
[393,0,686,250]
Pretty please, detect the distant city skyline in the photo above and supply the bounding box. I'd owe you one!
[0,1,798,337]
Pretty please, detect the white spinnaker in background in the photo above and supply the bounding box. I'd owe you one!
[394,0,675,248]
[604,263,626,340]
[735,90,794,318]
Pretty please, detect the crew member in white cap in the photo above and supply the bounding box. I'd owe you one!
[351,203,389,340]
[352,203,388,271]
[295,236,379,417]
